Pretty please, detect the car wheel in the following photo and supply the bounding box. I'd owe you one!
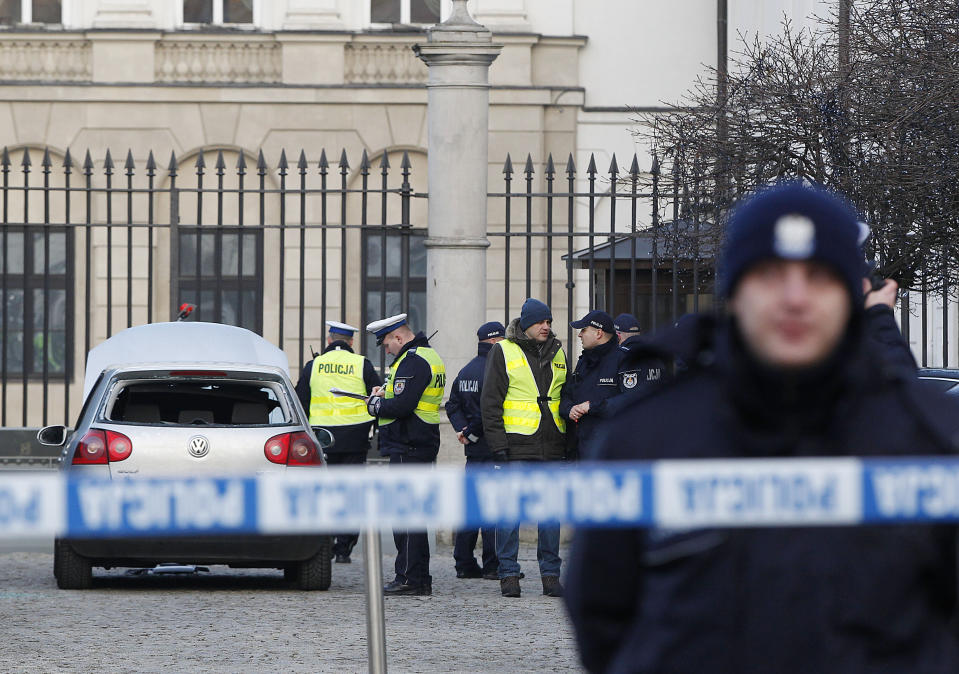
[292,536,332,591]
[55,539,93,590]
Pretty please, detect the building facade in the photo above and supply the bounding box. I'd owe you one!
[2,0,868,431]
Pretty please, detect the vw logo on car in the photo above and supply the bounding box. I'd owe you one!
[188,435,210,458]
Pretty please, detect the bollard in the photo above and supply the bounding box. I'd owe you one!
[363,528,388,673]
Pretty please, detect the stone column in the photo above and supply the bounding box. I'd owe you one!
[415,1,501,383]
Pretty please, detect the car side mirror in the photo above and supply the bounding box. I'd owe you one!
[313,427,334,451]
[37,425,68,446]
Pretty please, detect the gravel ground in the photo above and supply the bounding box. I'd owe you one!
[0,541,582,673]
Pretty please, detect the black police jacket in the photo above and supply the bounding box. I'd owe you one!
[294,340,382,454]
[565,314,959,674]
[375,332,441,461]
[559,338,621,452]
[445,341,494,458]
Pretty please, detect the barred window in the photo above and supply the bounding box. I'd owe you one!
[0,227,72,377]
[176,228,263,334]
[362,230,427,369]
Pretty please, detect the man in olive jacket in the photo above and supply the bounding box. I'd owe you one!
[481,298,568,599]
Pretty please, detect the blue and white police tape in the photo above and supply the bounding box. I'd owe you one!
[2,457,959,540]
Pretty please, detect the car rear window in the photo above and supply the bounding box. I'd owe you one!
[105,379,290,426]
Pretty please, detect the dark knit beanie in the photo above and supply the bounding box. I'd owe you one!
[719,181,863,304]
[519,298,552,331]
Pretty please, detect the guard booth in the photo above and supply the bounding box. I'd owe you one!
[564,222,717,333]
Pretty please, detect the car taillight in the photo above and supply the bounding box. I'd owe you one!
[73,430,108,465]
[264,432,321,466]
[264,433,290,464]
[288,431,321,466]
[106,430,133,462]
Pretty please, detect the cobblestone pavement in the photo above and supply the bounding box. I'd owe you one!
[0,542,582,673]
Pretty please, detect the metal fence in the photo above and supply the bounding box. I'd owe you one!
[0,145,947,429]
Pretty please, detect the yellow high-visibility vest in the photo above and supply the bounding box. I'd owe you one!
[309,348,373,426]
[379,346,446,427]
[499,339,567,435]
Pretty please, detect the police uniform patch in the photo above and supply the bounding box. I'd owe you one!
[393,379,406,395]
[622,372,638,389]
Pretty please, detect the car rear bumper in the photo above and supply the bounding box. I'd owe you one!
[64,534,328,568]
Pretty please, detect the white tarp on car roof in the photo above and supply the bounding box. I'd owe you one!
[83,322,290,399]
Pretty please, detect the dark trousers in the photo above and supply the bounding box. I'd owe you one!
[325,451,367,557]
[390,452,432,587]
[453,455,498,574]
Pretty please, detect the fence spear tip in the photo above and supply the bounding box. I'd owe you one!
[400,150,411,171]
[215,150,226,172]
[318,148,329,170]
[524,154,535,175]
[167,150,178,173]
[297,149,308,170]
[608,153,619,175]
[42,147,52,168]
[235,152,246,170]
[338,148,350,170]
[566,153,576,176]
[278,149,288,171]
[545,153,555,175]
[359,149,370,172]
[1,147,9,167]
[103,149,113,170]
[194,151,205,169]
[379,151,391,170]
[649,153,658,176]
[85,149,95,172]
[503,153,513,175]
[125,149,136,171]
[145,150,156,172]
[256,149,267,172]
[63,147,73,168]
[21,147,31,167]
[587,153,598,175]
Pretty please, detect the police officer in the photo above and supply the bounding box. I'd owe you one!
[565,182,959,672]
[481,298,568,599]
[446,321,504,580]
[295,320,381,563]
[597,313,667,423]
[559,310,621,457]
[366,313,446,596]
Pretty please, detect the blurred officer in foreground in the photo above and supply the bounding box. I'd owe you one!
[366,313,446,596]
[446,321,505,580]
[565,182,959,672]
[481,298,568,599]
[559,310,620,458]
[295,320,381,564]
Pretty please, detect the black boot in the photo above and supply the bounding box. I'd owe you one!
[542,575,564,597]
[500,576,521,597]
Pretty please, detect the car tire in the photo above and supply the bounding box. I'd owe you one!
[55,539,93,590]
[292,536,332,591]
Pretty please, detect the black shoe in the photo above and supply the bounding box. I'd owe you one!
[334,554,351,564]
[384,581,432,596]
[542,576,564,597]
[383,579,405,592]
[456,568,483,579]
[500,576,521,598]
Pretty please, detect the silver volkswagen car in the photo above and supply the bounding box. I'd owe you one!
[38,321,332,591]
